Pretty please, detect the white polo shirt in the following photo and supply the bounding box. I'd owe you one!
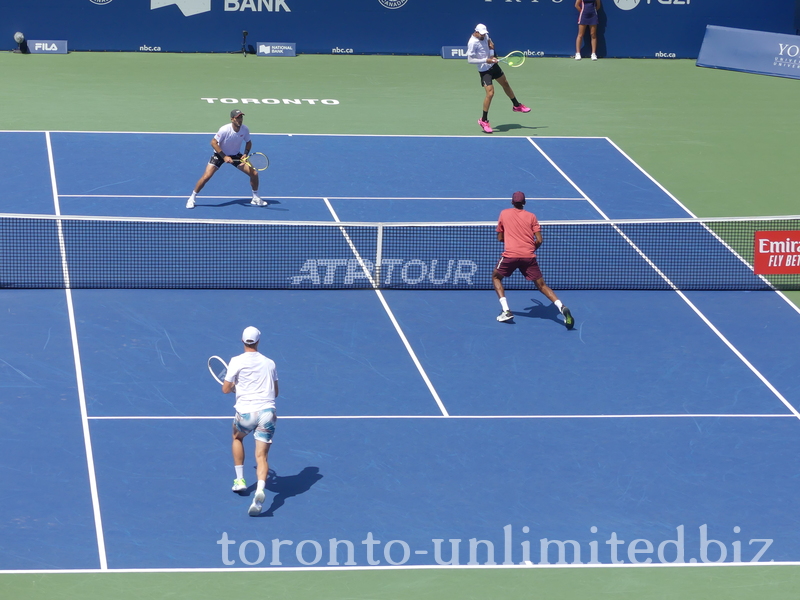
[214,123,251,156]
[225,351,278,413]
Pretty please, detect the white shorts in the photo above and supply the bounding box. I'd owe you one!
[233,409,276,443]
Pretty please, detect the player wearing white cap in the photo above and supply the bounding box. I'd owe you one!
[222,326,279,516]
[466,23,530,134]
[186,109,266,209]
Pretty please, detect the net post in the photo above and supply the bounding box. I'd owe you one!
[375,223,384,288]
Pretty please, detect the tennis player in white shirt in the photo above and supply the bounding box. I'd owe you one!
[466,23,530,134]
[223,326,279,516]
[186,109,266,209]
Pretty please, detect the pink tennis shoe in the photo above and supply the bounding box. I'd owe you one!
[478,119,493,133]
[513,104,531,113]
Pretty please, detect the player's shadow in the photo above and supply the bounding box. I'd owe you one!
[249,466,324,517]
[199,198,286,210]
[515,298,565,326]
[491,124,548,133]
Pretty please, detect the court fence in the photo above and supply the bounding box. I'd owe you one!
[2,214,799,291]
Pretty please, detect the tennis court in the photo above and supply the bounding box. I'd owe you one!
[2,50,800,599]
[2,129,800,573]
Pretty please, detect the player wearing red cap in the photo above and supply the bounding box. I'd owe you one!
[493,192,575,328]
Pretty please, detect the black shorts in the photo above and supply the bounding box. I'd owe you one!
[208,152,243,169]
[480,63,505,87]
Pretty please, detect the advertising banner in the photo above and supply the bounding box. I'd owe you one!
[697,25,800,79]
[754,231,800,275]
[441,46,467,59]
[28,40,68,54]
[257,42,296,57]
[3,0,797,57]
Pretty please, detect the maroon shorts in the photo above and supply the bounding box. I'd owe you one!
[494,256,542,281]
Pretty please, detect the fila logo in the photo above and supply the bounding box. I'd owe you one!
[34,42,59,51]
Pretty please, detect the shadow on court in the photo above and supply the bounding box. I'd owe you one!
[515,298,566,327]
[195,198,285,209]
[491,123,549,133]
[241,466,324,517]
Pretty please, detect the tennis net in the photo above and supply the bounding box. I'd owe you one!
[1,214,799,291]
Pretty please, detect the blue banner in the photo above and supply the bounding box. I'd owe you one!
[441,46,467,59]
[697,25,800,79]
[256,42,296,56]
[28,40,68,54]
[3,0,797,57]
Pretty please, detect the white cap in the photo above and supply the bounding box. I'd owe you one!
[475,24,488,35]
[242,326,261,344]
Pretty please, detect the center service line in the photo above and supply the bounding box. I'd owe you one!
[323,197,449,417]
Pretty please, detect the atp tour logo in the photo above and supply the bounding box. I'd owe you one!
[151,0,211,17]
[379,0,409,9]
[89,0,113,4]
[614,0,640,9]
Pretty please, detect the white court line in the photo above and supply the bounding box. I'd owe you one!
[15,129,606,139]
[58,194,586,201]
[322,197,449,417]
[527,137,800,420]
[2,559,799,575]
[87,413,796,420]
[45,132,108,570]
[605,137,800,317]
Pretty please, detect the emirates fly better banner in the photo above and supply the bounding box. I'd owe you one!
[754,231,800,274]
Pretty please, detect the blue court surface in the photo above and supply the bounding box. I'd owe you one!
[1,132,800,572]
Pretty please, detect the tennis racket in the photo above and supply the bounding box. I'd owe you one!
[242,152,269,171]
[208,355,229,385]
[498,51,525,67]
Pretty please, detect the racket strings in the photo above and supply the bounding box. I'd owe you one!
[247,152,269,170]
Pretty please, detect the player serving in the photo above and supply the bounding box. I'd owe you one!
[493,192,575,329]
[186,109,266,209]
[466,23,530,134]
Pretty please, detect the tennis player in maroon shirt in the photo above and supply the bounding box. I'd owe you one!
[492,191,575,328]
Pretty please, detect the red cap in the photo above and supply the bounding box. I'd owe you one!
[512,191,525,205]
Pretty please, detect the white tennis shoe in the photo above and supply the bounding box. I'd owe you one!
[248,489,266,516]
[250,194,267,207]
[186,196,196,209]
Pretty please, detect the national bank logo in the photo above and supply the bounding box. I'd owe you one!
[151,0,210,17]
[613,0,640,9]
[258,42,297,56]
[151,0,290,16]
